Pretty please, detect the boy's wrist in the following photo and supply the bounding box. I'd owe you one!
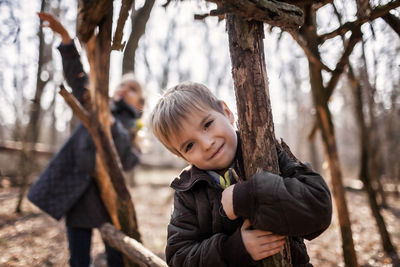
[233,180,253,219]
[221,185,237,220]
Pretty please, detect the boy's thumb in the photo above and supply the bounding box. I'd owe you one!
[242,219,252,230]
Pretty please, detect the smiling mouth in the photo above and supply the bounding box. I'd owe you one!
[210,144,224,160]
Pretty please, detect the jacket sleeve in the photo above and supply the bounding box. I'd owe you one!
[166,192,256,267]
[232,149,332,240]
[58,42,89,103]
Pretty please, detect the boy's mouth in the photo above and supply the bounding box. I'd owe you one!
[210,143,224,160]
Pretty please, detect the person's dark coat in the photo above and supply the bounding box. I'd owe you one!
[166,138,332,267]
[28,42,140,228]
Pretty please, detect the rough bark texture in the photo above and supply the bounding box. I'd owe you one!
[100,223,168,267]
[77,0,113,42]
[206,0,304,29]
[226,14,291,266]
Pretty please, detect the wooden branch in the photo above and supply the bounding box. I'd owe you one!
[100,223,168,267]
[382,13,400,36]
[122,0,155,74]
[77,0,113,42]
[282,0,332,6]
[318,0,400,43]
[206,0,304,29]
[112,0,134,51]
[0,140,55,158]
[59,85,91,127]
[308,120,318,141]
[59,85,141,242]
[227,13,291,266]
[324,28,362,101]
[288,30,333,72]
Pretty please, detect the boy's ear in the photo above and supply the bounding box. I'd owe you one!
[221,101,234,124]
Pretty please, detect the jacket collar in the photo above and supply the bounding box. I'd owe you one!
[170,165,220,191]
[111,99,141,119]
[110,99,141,130]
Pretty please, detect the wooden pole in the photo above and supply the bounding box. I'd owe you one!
[226,13,291,266]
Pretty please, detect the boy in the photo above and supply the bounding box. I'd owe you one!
[28,12,144,267]
[150,82,332,266]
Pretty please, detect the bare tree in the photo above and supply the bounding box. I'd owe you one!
[15,0,52,212]
[284,1,400,265]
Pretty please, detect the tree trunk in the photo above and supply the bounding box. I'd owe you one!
[226,14,291,266]
[122,0,155,74]
[348,66,399,263]
[300,6,358,266]
[15,0,48,213]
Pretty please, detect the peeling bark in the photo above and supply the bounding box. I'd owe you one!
[227,13,291,267]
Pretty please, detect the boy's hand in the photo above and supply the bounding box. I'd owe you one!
[221,184,237,220]
[37,12,71,44]
[241,219,286,261]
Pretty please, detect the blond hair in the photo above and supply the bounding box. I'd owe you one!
[150,81,224,156]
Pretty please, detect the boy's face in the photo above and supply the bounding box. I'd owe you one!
[170,102,238,172]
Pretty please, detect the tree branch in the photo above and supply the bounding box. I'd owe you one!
[59,85,141,242]
[206,0,304,29]
[282,0,332,6]
[122,0,155,74]
[77,0,113,43]
[382,13,400,37]
[324,28,362,101]
[318,0,400,43]
[59,85,91,127]
[288,30,333,72]
[112,0,134,51]
[100,223,167,267]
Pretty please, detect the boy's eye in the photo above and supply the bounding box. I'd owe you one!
[204,120,214,129]
[185,142,193,153]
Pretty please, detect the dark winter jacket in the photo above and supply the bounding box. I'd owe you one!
[27,41,140,228]
[166,138,332,267]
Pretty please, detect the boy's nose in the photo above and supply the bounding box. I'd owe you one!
[202,136,215,151]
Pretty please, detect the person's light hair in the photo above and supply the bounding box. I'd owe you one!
[150,81,224,156]
[119,72,141,93]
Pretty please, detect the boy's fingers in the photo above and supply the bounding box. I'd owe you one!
[261,247,282,258]
[260,238,286,248]
[259,233,285,240]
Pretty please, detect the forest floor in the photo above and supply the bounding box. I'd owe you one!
[0,166,399,267]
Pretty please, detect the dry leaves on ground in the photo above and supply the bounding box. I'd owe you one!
[0,167,399,266]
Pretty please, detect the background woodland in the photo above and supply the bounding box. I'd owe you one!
[0,0,399,266]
